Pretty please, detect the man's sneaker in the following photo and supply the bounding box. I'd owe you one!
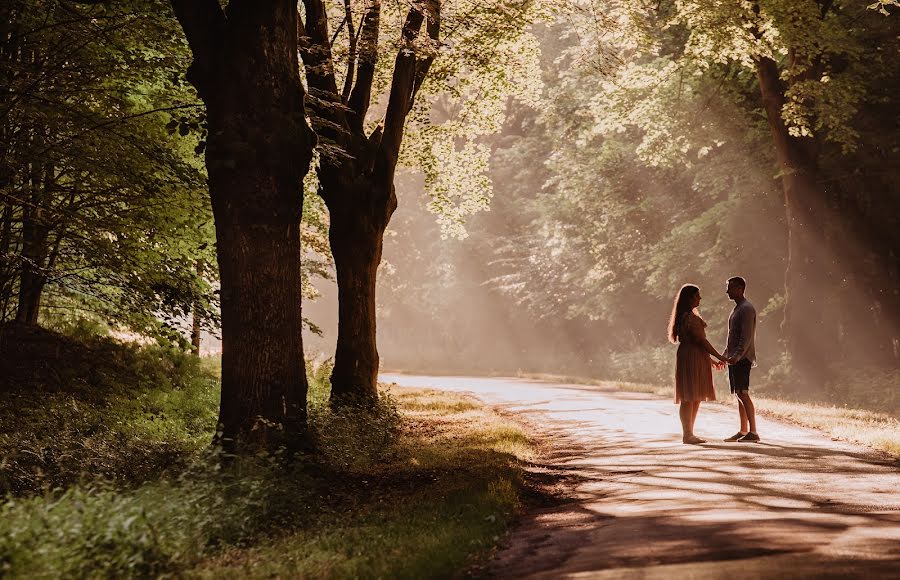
[723,432,747,442]
[738,432,760,443]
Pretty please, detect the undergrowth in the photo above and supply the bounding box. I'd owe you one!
[0,326,534,578]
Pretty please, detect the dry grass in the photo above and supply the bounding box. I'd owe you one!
[751,397,900,457]
[517,371,668,396]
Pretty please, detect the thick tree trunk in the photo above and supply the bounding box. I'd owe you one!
[327,191,393,401]
[212,213,307,451]
[172,0,316,453]
[0,203,13,321]
[14,272,44,325]
[190,305,201,355]
[756,56,835,385]
[190,259,202,356]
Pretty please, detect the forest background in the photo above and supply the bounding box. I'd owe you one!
[1,0,898,575]
[2,0,898,415]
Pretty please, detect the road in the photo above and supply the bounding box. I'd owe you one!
[380,374,900,579]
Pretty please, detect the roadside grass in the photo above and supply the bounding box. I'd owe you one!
[0,325,535,579]
[196,387,532,579]
[750,397,900,457]
[516,371,666,396]
[0,323,220,495]
[517,371,900,459]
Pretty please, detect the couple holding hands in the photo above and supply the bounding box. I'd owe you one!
[669,276,759,445]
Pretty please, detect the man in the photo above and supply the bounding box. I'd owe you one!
[722,276,759,443]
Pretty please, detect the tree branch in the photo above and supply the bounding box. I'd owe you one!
[299,0,339,96]
[347,0,380,129]
[300,0,352,145]
[380,0,439,167]
[169,0,225,101]
[411,0,440,110]
[341,0,358,100]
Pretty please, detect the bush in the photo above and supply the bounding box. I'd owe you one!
[0,458,320,578]
[825,366,900,416]
[305,358,402,469]
[605,345,672,385]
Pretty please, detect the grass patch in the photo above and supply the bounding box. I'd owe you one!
[195,387,532,578]
[0,330,535,580]
[751,397,900,457]
[0,323,220,495]
[517,371,668,397]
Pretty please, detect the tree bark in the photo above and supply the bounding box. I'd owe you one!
[327,180,395,401]
[171,0,316,452]
[190,258,202,356]
[300,0,438,403]
[15,162,51,326]
[755,55,835,385]
[0,202,13,321]
[190,306,201,355]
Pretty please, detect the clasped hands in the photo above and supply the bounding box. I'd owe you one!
[712,354,738,371]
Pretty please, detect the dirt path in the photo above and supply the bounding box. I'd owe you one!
[380,374,900,579]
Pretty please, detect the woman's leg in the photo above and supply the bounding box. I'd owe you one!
[691,401,701,432]
[690,401,705,443]
[679,402,692,438]
[680,402,703,443]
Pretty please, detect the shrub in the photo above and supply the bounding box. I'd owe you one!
[303,357,403,469]
[825,366,900,416]
[606,345,672,385]
[0,458,320,578]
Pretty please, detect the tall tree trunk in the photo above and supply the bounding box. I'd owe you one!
[0,203,12,321]
[0,6,19,323]
[327,183,395,401]
[756,56,835,385]
[191,304,201,355]
[15,162,50,326]
[299,0,439,403]
[190,259,202,356]
[172,0,316,453]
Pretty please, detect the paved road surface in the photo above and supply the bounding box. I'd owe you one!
[380,374,900,579]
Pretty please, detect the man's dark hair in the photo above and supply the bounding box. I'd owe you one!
[727,276,746,289]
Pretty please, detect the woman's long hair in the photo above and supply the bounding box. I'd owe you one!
[669,284,700,343]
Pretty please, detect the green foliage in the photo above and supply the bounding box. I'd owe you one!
[605,345,672,386]
[0,324,219,495]
[0,462,318,578]
[825,367,900,417]
[305,358,403,469]
[0,357,532,579]
[0,0,217,333]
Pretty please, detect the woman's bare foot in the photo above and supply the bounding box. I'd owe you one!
[682,435,706,444]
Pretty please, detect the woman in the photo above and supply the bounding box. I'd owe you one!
[669,284,727,444]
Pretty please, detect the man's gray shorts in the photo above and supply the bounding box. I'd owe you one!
[729,359,752,393]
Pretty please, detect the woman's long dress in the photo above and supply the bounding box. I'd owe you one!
[675,312,717,403]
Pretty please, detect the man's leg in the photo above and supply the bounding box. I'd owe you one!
[728,364,748,436]
[736,392,749,433]
[737,391,757,434]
